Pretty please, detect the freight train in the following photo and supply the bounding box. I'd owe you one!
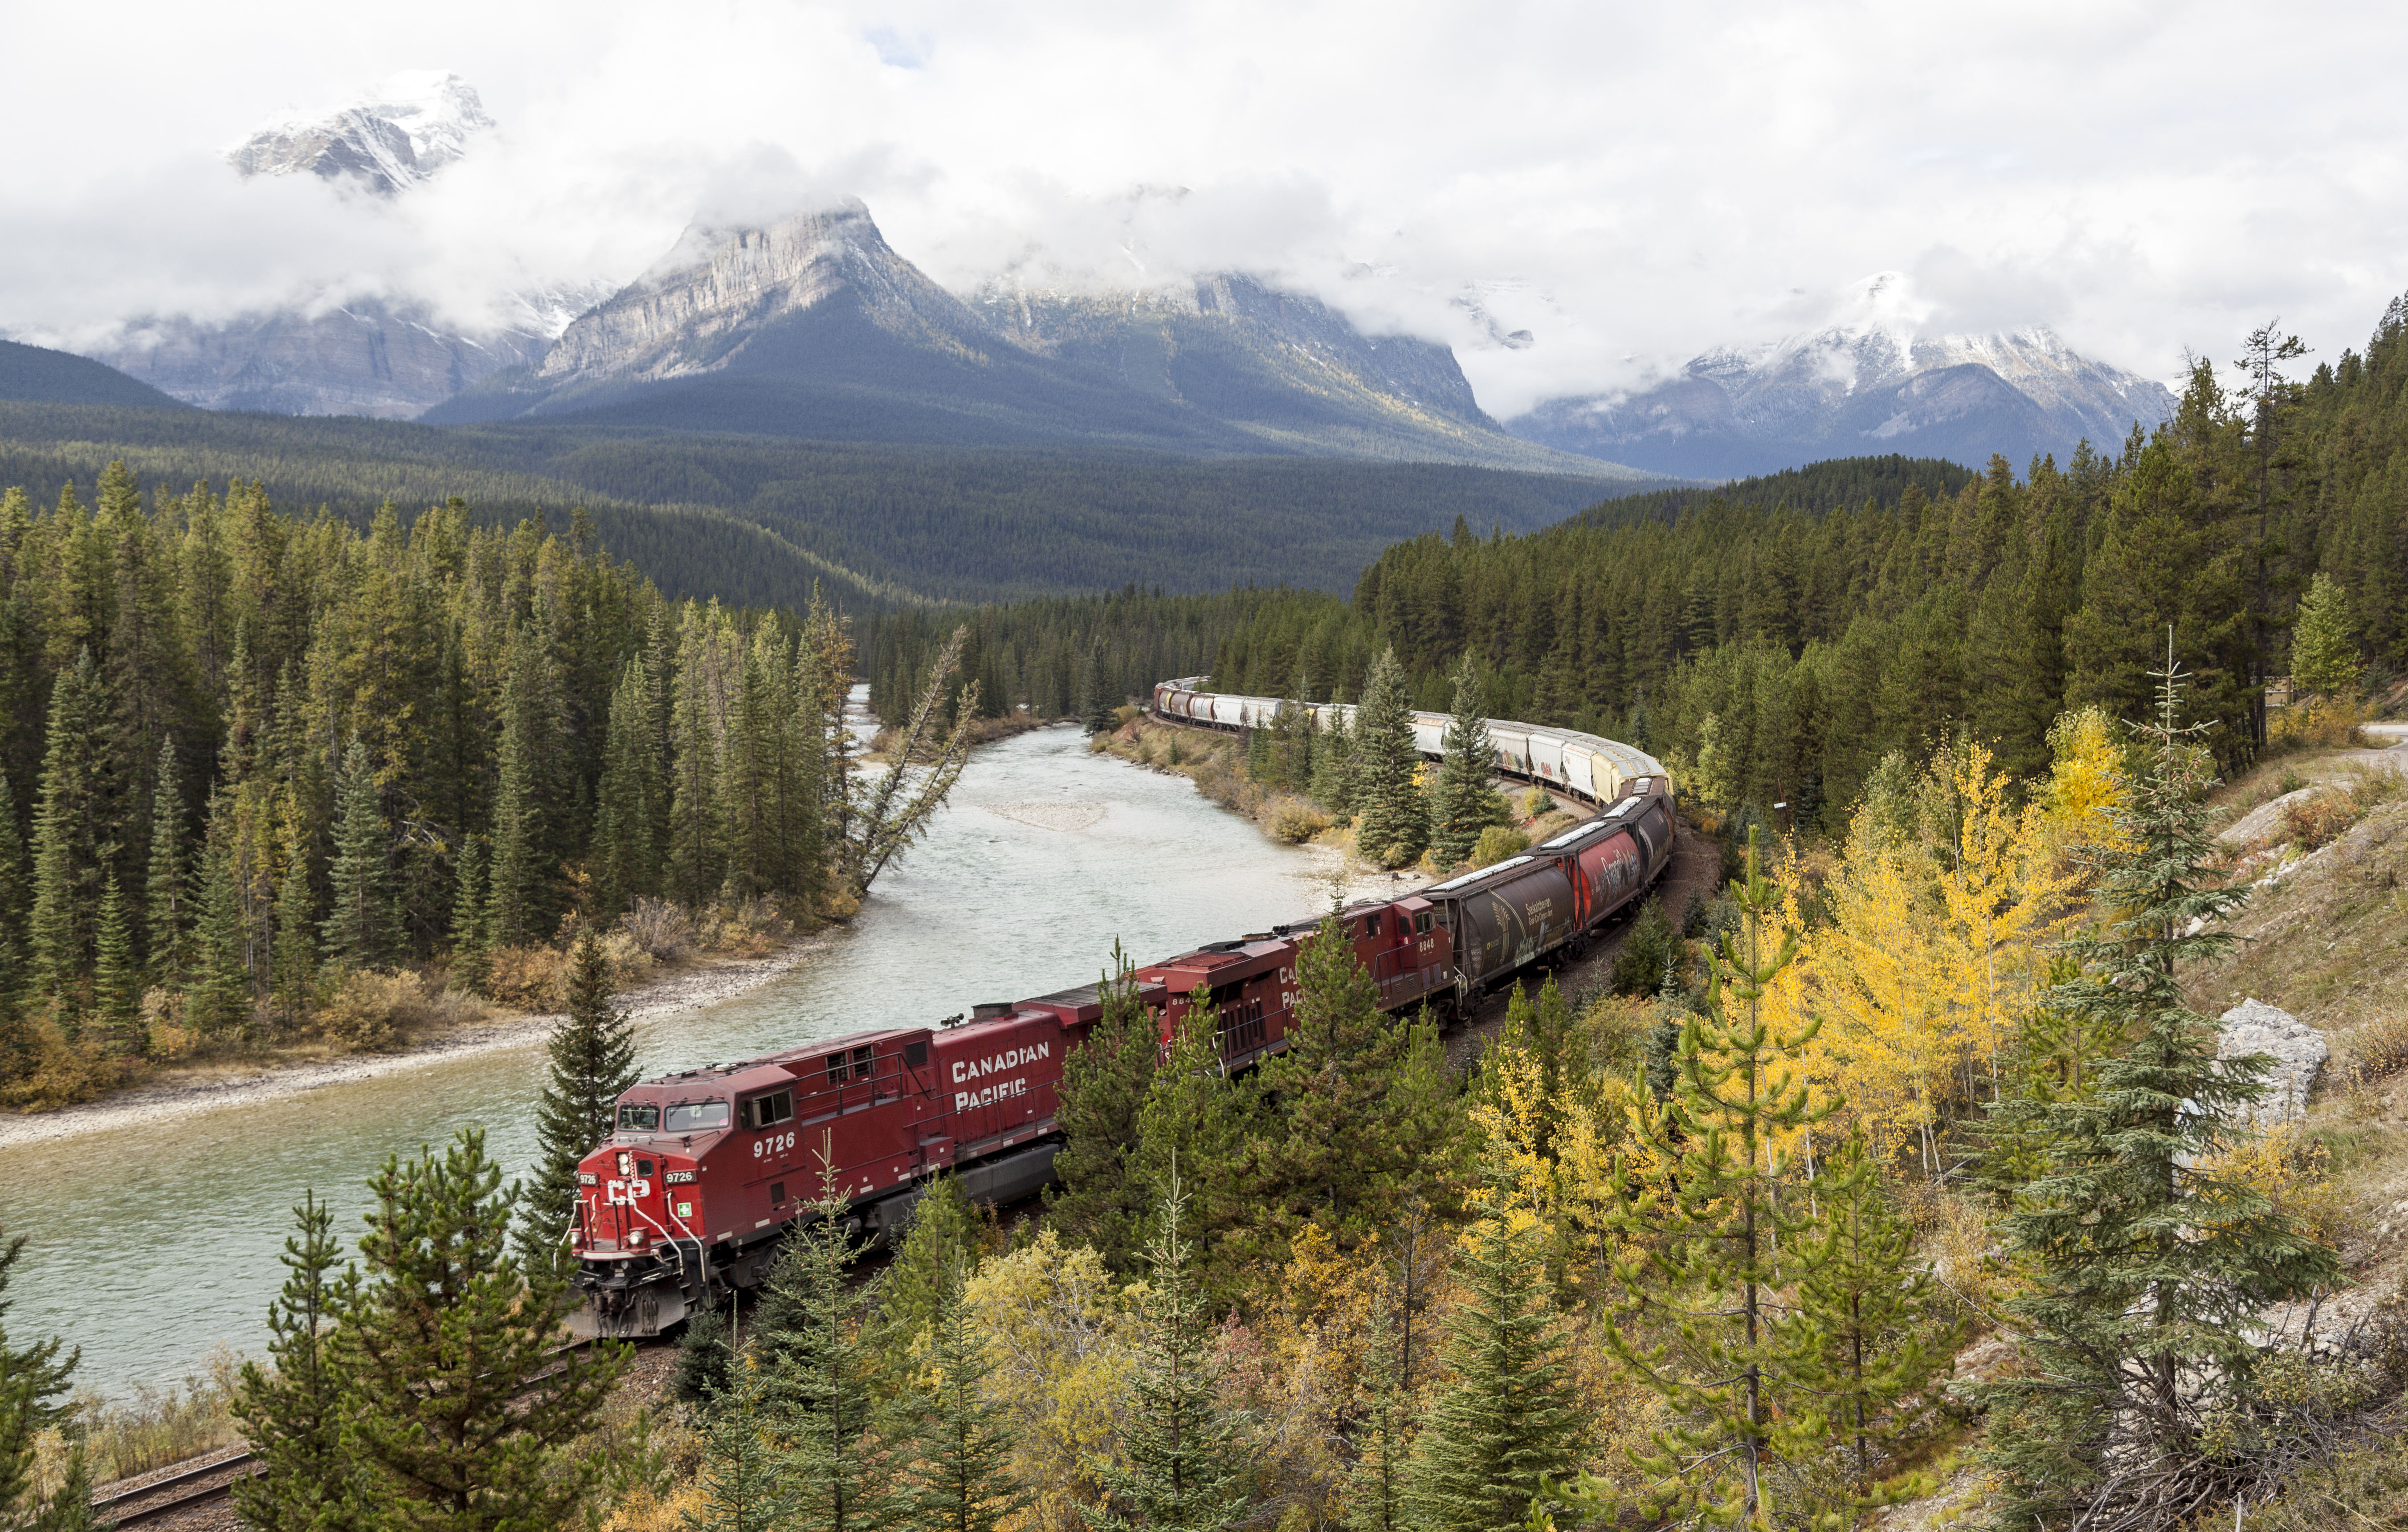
[567,683,1673,1338]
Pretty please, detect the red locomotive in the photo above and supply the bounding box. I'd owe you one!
[567,685,1674,1338]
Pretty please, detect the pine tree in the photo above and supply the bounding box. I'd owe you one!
[341,1129,626,1532]
[189,799,254,1036]
[27,648,116,1015]
[233,1192,360,1532]
[672,1302,736,1410]
[92,874,141,1050]
[1579,827,1832,1529]
[319,736,390,970]
[2288,570,2361,700]
[518,930,639,1273]
[0,771,26,1074]
[272,844,316,1033]
[665,618,725,910]
[1130,1006,1257,1304]
[754,1158,893,1532]
[1350,648,1427,869]
[1429,652,1497,869]
[449,835,491,996]
[1085,1166,1250,1532]
[143,739,188,986]
[486,690,543,950]
[1776,1130,1952,1513]
[1253,917,1465,1250]
[683,1359,797,1532]
[1309,704,1356,818]
[1045,952,1161,1274]
[1405,1179,1581,1532]
[590,655,660,922]
[881,1175,980,1364]
[1979,652,2339,1530]
[894,1265,1028,1532]
[1345,1272,1413,1532]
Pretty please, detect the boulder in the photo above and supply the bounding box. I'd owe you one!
[2216,998,2327,1127]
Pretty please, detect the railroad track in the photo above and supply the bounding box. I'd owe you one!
[92,1449,258,1527]
[87,1334,665,1527]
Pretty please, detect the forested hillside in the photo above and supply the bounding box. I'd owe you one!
[0,403,1648,605]
[0,463,974,1102]
[1202,306,2408,828]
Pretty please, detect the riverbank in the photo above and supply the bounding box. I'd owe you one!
[0,937,835,1151]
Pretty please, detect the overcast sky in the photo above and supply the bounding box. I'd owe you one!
[5,0,2404,416]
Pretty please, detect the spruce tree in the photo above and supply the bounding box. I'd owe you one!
[671,1302,736,1410]
[1309,704,1356,818]
[881,1175,980,1364]
[27,648,116,1015]
[1254,917,1465,1250]
[0,772,26,1073]
[1349,648,1427,868]
[273,846,316,1032]
[0,1225,83,1526]
[1130,1006,1257,1304]
[683,1358,797,1532]
[233,1192,360,1532]
[1086,1166,1250,1532]
[894,1265,1028,1532]
[319,736,391,970]
[1345,1275,1413,1532]
[590,655,659,922]
[1979,654,2339,1530]
[143,740,187,986]
[189,799,253,1036]
[1405,1186,1581,1532]
[518,930,639,1272]
[486,696,542,950]
[449,835,491,996]
[754,1160,893,1532]
[1775,1130,1951,1512]
[2288,570,2361,701]
[1430,652,1498,869]
[1579,827,1833,1529]
[341,1129,626,1532]
[1045,953,1162,1273]
[92,874,141,1051]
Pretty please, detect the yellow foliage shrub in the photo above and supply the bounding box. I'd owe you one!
[1469,825,1530,867]
[2268,695,2368,750]
[2203,1123,2346,1249]
[319,969,442,1049]
[2281,790,2359,850]
[485,946,568,1011]
[2346,1011,2408,1087]
[1268,801,1332,844]
[0,1016,123,1111]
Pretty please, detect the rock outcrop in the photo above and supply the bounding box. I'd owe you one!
[2217,998,2327,1127]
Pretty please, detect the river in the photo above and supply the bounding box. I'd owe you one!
[2,724,1354,1399]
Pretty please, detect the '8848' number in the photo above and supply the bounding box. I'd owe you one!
[753,1131,796,1159]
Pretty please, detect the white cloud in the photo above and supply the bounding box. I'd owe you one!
[4,0,2405,415]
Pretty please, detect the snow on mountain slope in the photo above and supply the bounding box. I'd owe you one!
[226,71,494,196]
[1510,272,2176,479]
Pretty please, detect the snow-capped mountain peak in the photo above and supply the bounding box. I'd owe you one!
[227,71,494,196]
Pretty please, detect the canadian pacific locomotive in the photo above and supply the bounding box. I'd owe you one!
[568,683,1673,1337]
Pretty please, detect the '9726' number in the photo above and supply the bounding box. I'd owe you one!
[752,1132,796,1159]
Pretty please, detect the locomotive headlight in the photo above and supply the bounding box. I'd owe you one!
[616,1151,633,1177]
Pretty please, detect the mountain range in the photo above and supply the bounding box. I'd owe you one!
[16,74,2179,486]
[1505,273,2177,477]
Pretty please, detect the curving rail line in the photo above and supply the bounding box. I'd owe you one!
[1148,677,1673,807]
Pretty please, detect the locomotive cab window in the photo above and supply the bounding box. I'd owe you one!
[616,1103,659,1132]
[665,1100,730,1133]
[1364,913,1382,937]
[1414,911,1433,935]
[826,1046,874,1084]
[743,1090,794,1130]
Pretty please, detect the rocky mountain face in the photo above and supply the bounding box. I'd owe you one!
[441,204,1622,473]
[225,71,494,197]
[1509,273,2177,479]
[70,77,608,418]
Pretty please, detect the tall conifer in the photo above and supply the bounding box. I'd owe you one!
[143,739,187,985]
[755,1159,894,1532]
[1429,653,1497,869]
[27,648,115,1013]
[894,1266,1028,1532]
[92,874,141,1050]
[1086,1166,1250,1532]
[272,846,316,1031]
[233,1192,359,1532]
[1046,952,1162,1274]
[518,931,639,1272]
[319,736,391,969]
[341,1129,625,1532]
[1979,653,2339,1529]
[449,835,490,996]
[189,799,253,1035]
[1349,648,1426,868]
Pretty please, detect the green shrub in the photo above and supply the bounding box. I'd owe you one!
[1468,825,1530,867]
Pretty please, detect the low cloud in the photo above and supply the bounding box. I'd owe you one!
[5,0,2404,416]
